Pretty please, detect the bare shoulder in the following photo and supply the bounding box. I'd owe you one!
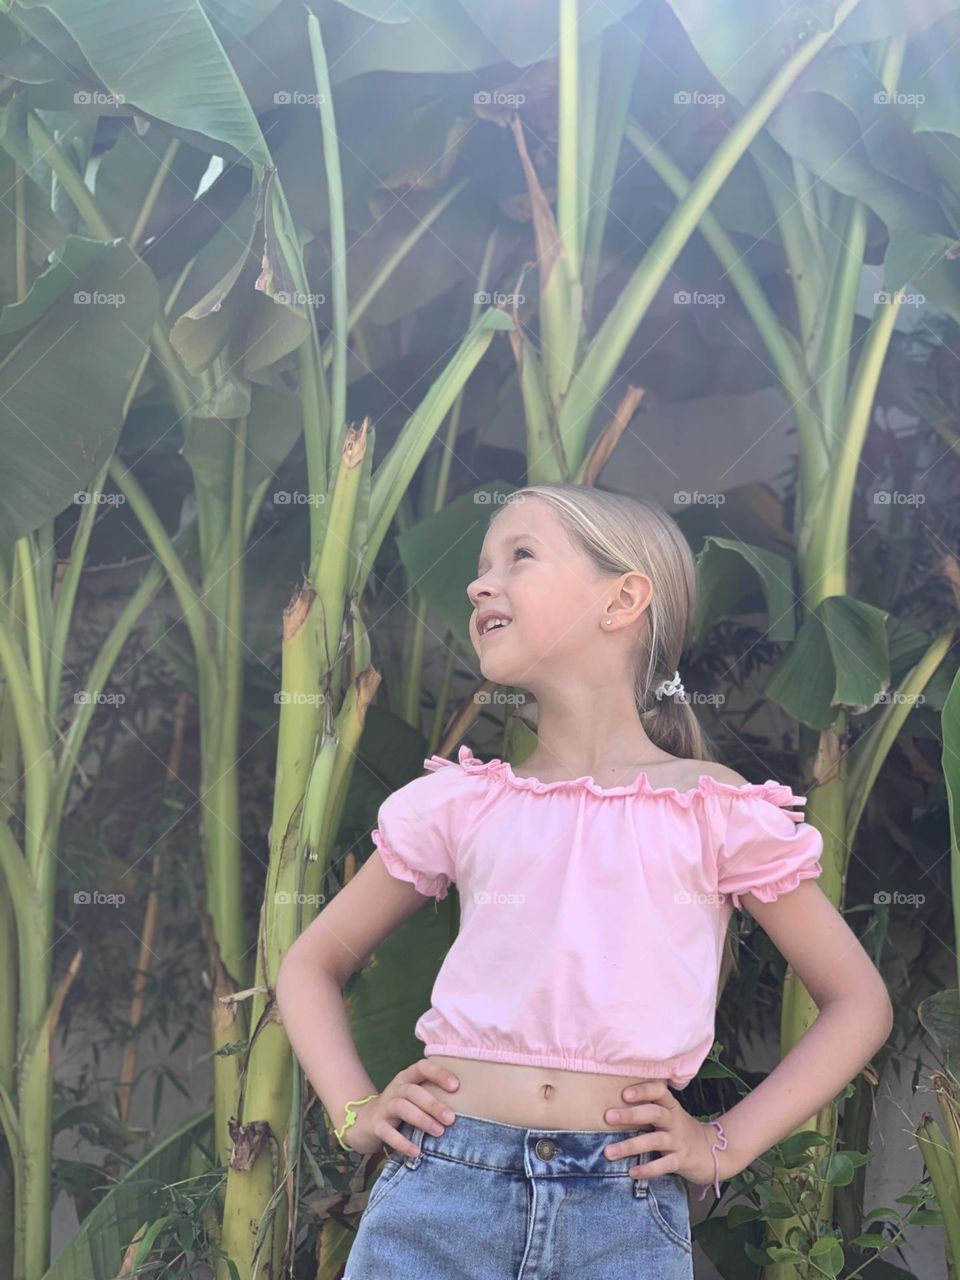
[691,761,750,788]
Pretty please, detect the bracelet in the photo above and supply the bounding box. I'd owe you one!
[695,1118,728,1201]
[334,1093,379,1152]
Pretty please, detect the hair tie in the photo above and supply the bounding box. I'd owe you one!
[655,670,685,700]
[334,1093,379,1152]
[695,1119,728,1200]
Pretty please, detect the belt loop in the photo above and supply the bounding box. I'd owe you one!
[404,1125,424,1169]
[633,1129,649,1196]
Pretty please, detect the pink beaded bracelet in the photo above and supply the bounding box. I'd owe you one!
[695,1119,728,1201]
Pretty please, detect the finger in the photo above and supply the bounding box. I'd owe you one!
[628,1151,680,1181]
[603,1129,662,1161]
[379,1097,436,1159]
[411,1058,460,1094]
[604,1099,666,1127]
[404,1082,457,1132]
[622,1080,675,1107]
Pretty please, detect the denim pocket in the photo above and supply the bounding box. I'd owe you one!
[645,1175,692,1254]
[363,1154,410,1217]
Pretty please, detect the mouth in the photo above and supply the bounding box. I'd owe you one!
[478,619,513,641]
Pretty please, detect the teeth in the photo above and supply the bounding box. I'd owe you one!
[483,618,510,634]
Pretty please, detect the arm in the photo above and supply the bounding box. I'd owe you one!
[274,851,431,1138]
[713,879,894,1180]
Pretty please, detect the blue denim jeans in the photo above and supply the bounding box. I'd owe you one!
[345,1110,694,1279]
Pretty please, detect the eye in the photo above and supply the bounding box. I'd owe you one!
[513,546,533,560]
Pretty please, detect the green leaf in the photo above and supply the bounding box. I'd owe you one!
[693,536,797,644]
[17,0,271,168]
[764,597,890,728]
[0,235,158,542]
[43,1109,214,1280]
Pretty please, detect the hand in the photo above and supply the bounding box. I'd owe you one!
[601,1080,730,1188]
[340,1058,460,1158]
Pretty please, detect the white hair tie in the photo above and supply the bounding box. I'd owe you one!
[655,670,685,700]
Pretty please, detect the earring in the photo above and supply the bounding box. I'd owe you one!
[605,619,613,625]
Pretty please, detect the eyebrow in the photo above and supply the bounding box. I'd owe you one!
[477,533,540,573]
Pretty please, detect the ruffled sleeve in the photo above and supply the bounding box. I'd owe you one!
[712,781,824,910]
[370,755,467,901]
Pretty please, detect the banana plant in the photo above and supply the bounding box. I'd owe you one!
[619,10,960,1272]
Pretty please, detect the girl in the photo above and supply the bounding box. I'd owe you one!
[276,484,894,1279]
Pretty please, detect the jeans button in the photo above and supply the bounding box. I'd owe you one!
[535,1139,557,1160]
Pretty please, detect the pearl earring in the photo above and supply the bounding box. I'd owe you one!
[605,619,613,625]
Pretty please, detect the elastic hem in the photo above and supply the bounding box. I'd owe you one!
[371,831,449,901]
[423,1042,698,1085]
[424,743,809,807]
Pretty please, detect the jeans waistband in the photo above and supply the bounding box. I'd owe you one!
[398,1110,657,1178]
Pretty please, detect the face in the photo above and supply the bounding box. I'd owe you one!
[466,497,649,691]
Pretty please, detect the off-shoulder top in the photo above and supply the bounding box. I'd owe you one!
[370,744,824,1087]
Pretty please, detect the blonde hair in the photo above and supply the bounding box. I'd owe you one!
[495,484,717,764]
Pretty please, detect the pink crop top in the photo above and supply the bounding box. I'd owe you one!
[370,744,824,1087]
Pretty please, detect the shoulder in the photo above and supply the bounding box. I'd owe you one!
[690,762,750,789]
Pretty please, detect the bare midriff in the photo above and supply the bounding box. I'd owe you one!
[419,1054,661,1131]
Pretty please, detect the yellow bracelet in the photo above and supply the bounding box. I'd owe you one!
[334,1093,379,1152]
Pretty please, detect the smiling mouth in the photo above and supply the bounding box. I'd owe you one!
[479,620,512,640]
